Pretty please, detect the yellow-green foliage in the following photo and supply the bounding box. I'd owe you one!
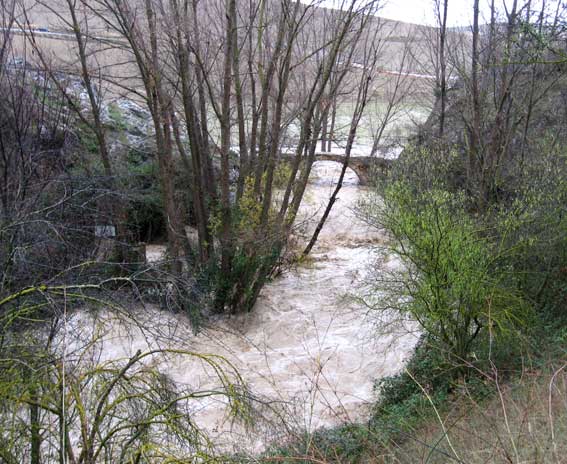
[209,165,291,243]
[237,176,263,235]
[208,206,223,237]
[271,162,293,189]
[0,286,254,463]
[236,168,290,239]
[372,182,531,364]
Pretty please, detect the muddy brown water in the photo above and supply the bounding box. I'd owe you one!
[64,161,417,452]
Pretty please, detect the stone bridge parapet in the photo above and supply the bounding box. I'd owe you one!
[279,152,393,185]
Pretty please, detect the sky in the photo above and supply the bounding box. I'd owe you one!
[380,0,478,25]
[314,0,564,27]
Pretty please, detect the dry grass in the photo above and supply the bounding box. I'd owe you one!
[263,365,567,464]
[382,366,567,464]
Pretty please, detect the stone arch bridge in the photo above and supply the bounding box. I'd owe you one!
[279,152,394,185]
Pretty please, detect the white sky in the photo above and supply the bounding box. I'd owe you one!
[380,0,479,25]
[314,0,564,27]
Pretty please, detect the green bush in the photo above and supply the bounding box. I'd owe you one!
[365,181,531,368]
[263,424,371,464]
[498,141,567,315]
[367,339,448,443]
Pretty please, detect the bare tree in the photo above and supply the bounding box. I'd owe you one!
[22,0,136,262]
[469,0,481,198]
[368,25,418,156]
[172,0,381,312]
[436,0,449,137]
[0,20,83,293]
[15,0,381,313]
[303,23,381,256]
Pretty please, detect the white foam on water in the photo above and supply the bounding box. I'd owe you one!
[62,161,417,453]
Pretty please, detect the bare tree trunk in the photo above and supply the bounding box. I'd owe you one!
[438,0,449,138]
[304,33,377,256]
[469,0,482,199]
[233,14,249,201]
[172,0,212,262]
[191,0,217,206]
[65,0,113,178]
[216,0,237,310]
[29,383,40,464]
[260,1,300,226]
[519,0,543,176]
[247,3,259,178]
[327,98,337,152]
[485,0,518,203]
[253,11,287,196]
[320,103,329,152]
[144,0,187,268]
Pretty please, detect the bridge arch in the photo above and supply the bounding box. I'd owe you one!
[277,151,393,186]
[312,153,371,185]
[311,159,361,185]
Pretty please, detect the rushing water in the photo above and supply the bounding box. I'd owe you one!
[68,161,417,452]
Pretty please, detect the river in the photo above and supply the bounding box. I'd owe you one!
[67,160,418,453]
